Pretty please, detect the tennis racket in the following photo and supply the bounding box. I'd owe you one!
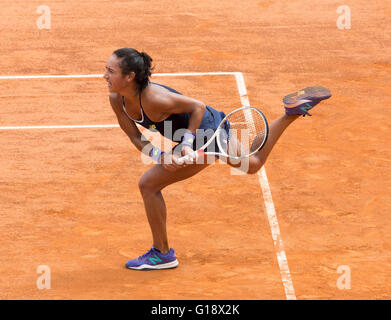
[177,106,269,164]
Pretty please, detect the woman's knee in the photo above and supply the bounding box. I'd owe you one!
[138,172,162,196]
[247,164,262,174]
[236,163,263,174]
[248,157,265,174]
[227,157,264,174]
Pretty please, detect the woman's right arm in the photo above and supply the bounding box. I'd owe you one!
[109,93,151,155]
[109,93,187,170]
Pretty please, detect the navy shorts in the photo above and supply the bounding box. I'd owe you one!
[173,106,228,158]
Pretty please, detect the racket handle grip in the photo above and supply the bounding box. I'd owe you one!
[177,151,198,165]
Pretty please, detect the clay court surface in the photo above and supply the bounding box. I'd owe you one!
[1,1,390,300]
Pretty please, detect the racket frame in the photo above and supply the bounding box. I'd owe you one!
[177,106,269,163]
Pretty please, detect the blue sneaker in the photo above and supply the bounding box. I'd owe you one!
[283,86,332,117]
[125,246,179,270]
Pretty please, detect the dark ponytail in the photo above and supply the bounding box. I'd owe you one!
[113,48,153,92]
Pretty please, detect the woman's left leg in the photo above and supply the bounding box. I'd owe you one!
[138,161,210,253]
[226,85,332,174]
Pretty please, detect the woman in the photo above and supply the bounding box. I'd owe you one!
[104,48,331,270]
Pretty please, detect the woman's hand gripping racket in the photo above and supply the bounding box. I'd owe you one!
[177,106,269,164]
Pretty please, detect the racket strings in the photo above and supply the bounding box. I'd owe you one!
[219,108,267,158]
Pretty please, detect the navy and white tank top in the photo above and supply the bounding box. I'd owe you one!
[121,82,226,144]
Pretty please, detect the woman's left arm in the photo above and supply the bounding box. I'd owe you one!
[149,91,206,134]
[148,92,206,163]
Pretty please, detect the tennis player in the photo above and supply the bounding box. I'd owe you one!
[104,48,331,270]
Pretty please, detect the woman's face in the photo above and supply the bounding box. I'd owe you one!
[103,55,133,93]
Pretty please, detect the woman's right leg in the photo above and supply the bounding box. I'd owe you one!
[138,161,210,253]
[226,114,299,174]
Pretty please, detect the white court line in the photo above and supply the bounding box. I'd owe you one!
[0,72,297,299]
[0,72,238,80]
[0,124,119,130]
[234,73,296,300]
[0,72,238,130]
